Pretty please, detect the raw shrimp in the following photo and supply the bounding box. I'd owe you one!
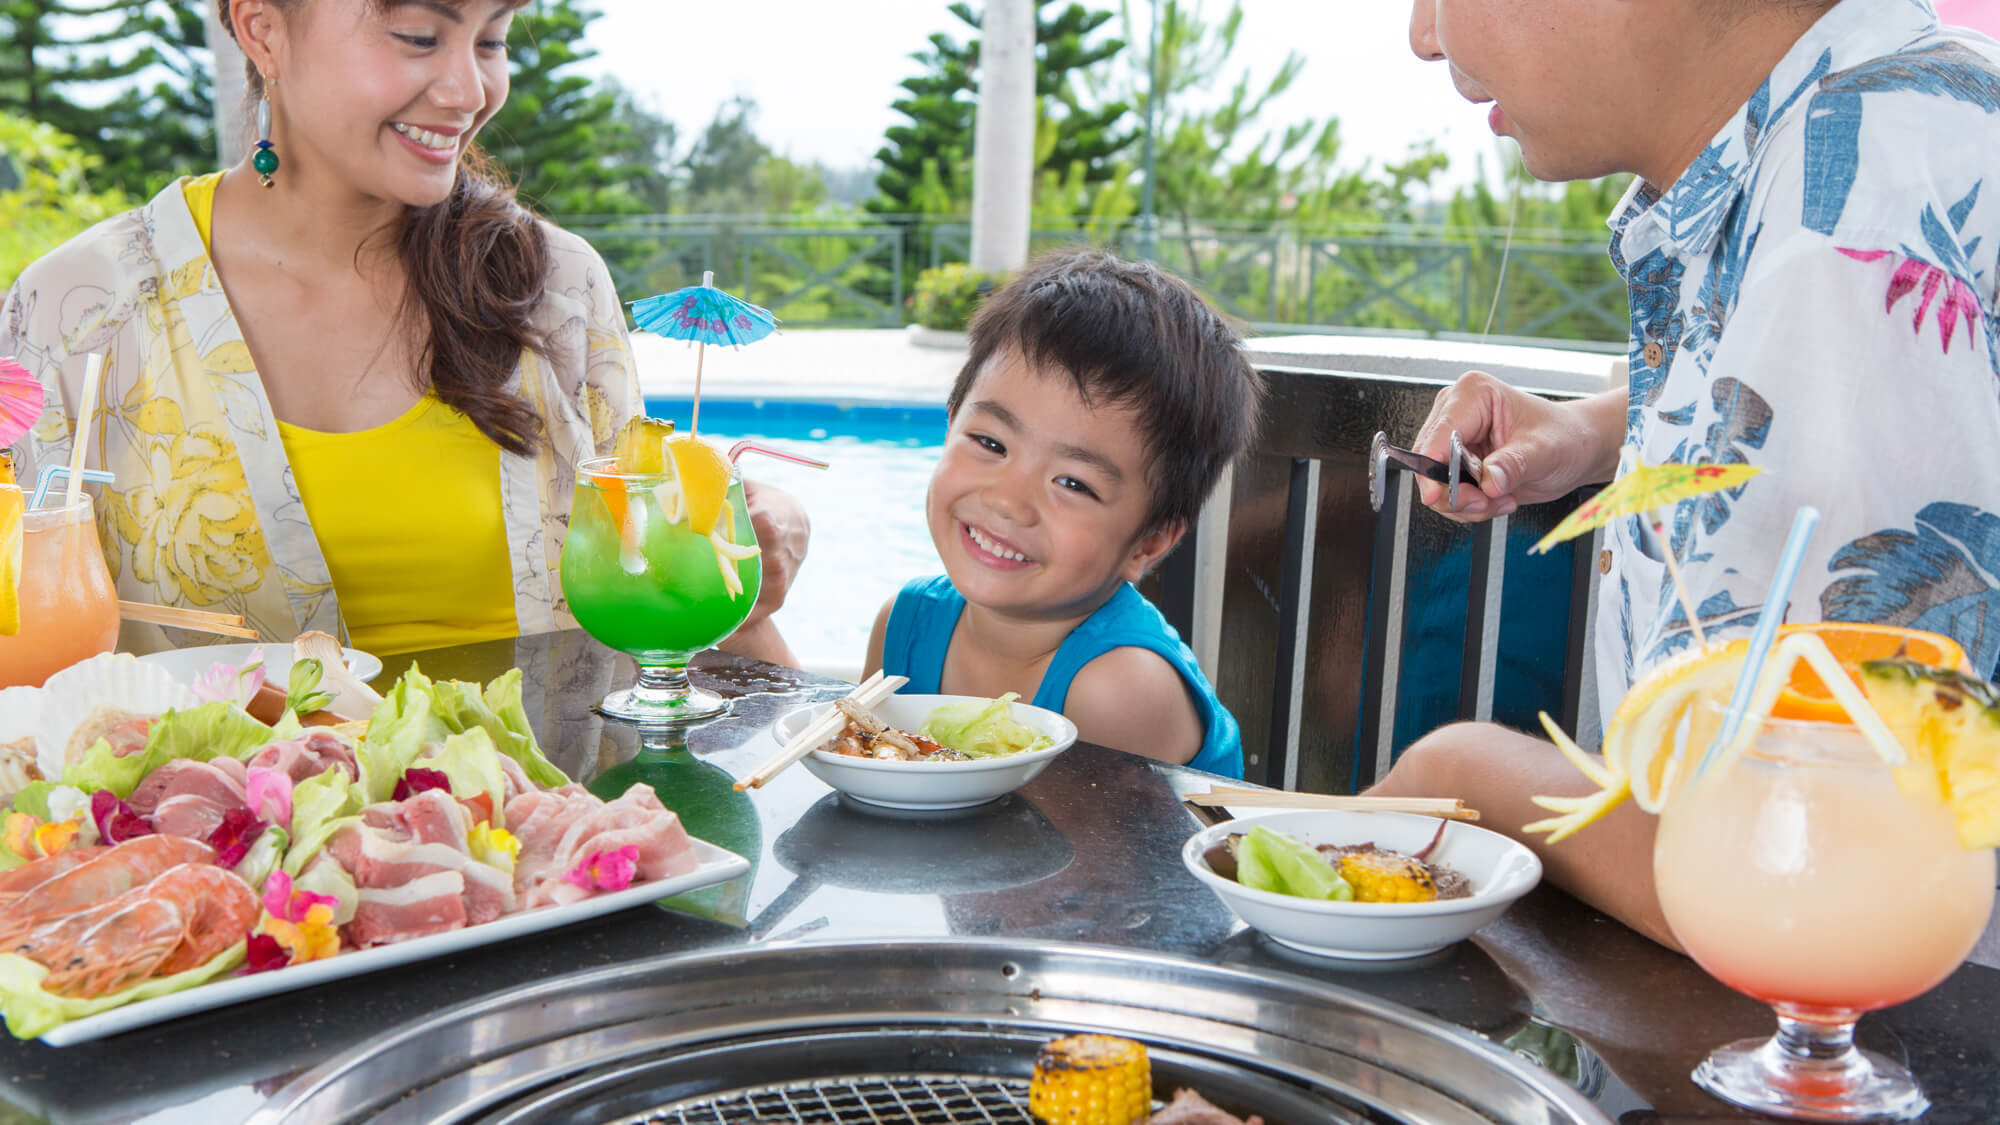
[150,864,258,975]
[0,846,109,909]
[0,836,214,942]
[12,864,257,998]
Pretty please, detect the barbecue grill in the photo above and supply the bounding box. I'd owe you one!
[247,939,1610,1125]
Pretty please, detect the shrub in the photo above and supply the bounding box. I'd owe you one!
[0,115,133,292]
[912,263,1009,332]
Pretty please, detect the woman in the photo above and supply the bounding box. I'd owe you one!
[0,0,806,663]
[1373,0,2000,946]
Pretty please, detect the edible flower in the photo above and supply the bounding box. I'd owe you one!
[243,932,291,975]
[468,822,520,873]
[392,767,451,801]
[3,811,84,860]
[261,870,339,925]
[284,658,336,717]
[244,767,294,829]
[89,789,155,845]
[32,817,81,857]
[208,807,267,868]
[193,648,267,708]
[44,785,90,827]
[562,844,640,894]
[245,872,343,969]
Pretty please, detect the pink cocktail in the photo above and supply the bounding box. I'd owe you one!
[1655,715,1995,1120]
[0,495,119,687]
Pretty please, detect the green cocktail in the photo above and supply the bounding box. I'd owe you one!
[561,454,761,723]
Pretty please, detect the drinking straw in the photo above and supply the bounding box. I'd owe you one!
[728,440,829,471]
[28,466,115,510]
[1695,505,1820,779]
[62,354,103,513]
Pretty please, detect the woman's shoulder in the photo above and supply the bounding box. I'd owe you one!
[8,200,157,297]
[531,218,623,322]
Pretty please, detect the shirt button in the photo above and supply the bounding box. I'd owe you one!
[1643,340,1665,367]
[1598,549,1613,575]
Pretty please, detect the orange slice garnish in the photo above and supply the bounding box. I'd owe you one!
[1770,623,1965,722]
[0,484,24,637]
[667,435,731,537]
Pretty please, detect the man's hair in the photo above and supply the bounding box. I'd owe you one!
[949,249,1262,532]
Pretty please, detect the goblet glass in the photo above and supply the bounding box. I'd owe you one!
[1654,714,1996,1121]
[0,493,120,687]
[560,455,761,724]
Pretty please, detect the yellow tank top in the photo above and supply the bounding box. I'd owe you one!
[184,173,518,655]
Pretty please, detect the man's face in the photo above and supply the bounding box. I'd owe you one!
[1408,0,1643,183]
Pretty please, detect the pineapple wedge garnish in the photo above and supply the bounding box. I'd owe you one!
[1862,658,2000,850]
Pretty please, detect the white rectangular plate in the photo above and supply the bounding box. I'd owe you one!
[36,838,750,1046]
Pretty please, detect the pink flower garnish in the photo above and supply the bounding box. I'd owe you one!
[243,932,290,974]
[562,845,640,893]
[192,648,268,707]
[261,870,340,925]
[244,768,294,830]
[392,768,451,801]
[208,807,267,868]
[90,789,156,845]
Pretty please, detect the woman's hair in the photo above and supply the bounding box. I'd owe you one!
[219,0,548,456]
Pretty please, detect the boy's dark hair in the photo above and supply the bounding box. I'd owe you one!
[949,249,1262,532]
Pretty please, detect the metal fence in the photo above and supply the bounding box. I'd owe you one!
[562,214,1627,345]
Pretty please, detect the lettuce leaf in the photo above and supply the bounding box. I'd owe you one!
[416,730,511,826]
[7,782,57,821]
[1235,826,1353,901]
[435,670,566,789]
[354,668,451,804]
[61,702,279,800]
[283,767,362,877]
[0,943,246,1040]
[920,693,1054,759]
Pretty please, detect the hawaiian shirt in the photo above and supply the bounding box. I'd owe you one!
[0,179,641,653]
[1598,0,2000,719]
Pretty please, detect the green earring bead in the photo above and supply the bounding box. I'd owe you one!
[254,95,278,188]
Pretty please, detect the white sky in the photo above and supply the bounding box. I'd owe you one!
[580,0,1514,199]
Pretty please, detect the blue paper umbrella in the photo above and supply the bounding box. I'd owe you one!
[630,271,777,435]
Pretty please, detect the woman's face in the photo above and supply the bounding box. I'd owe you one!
[267,0,516,207]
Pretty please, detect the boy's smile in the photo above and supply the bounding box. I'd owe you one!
[927,350,1180,624]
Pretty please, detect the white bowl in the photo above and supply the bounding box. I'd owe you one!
[135,643,383,690]
[770,693,1078,811]
[1182,808,1543,960]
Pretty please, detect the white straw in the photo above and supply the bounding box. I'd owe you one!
[62,354,103,513]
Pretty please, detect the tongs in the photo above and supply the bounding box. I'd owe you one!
[1369,431,1483,513]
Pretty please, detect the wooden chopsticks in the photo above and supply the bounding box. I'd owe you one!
[1187,784,1480,821]
[736,670,909,791]
[118,601,260,639]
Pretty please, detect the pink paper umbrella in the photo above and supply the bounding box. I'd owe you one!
[0,358,44,449]
[1936,0,2000,37]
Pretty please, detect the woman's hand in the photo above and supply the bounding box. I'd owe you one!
[1411,373,1626,522]
[718,479,810,666]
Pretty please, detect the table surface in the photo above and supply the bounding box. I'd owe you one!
[2,629,1995,1125]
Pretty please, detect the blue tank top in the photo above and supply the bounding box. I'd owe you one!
[879,575,1244,779]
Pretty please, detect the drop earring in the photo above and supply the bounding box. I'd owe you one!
[253,92,279,188]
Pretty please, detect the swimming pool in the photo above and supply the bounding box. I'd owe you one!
[643,398,946,675]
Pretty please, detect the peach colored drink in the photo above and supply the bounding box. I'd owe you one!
[0,496,119,687]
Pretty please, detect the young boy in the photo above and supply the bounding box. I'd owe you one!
[864,250,1261,778]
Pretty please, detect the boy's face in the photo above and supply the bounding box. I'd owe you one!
[928,351,1181,623]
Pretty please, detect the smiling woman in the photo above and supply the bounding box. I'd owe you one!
[0,0,807,664]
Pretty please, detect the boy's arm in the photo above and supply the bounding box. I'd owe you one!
[863,596,894,679]
[1064,648,1204,766]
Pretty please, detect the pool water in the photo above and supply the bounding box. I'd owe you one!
[645,399,947,674]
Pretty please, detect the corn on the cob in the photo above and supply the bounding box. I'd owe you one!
[1029,1034,1151,1125]
[1337,851,1437,903]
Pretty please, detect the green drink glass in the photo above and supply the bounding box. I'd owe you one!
[561,455,762,724]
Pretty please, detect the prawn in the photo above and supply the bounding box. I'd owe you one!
[0,836,214,943]
[0,846,110,910]
[14,864,257,998]
[150,864,258,976]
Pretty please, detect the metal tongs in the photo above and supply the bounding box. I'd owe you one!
[1369,431,1484,513]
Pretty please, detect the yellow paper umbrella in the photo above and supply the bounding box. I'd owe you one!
[1530,461,1762,555]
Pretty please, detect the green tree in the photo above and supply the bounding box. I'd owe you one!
[869,0,1134,217]
[0,113,132,289]
[482,0,651,217]
[0,0,213,195]
[681,95,773,213]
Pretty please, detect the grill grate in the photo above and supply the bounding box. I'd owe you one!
[622,1073,1038,1125]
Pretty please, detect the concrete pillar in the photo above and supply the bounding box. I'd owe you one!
[205,5,250,167]
[969,0,1035,274]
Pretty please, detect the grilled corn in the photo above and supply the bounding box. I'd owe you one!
[1337,851,1438,903]
[1029,1033,1151,1125]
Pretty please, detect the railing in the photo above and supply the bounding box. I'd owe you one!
[562,214,1626,345]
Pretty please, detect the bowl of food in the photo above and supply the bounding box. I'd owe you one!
[769,692,1078,811]
[1182,808,1542,960]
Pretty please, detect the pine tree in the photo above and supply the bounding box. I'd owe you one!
[868,0,1134,217]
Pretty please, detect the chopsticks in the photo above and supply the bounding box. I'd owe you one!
[736,670,908,791]
[118,601,260,639]
[1187,784,1480,821]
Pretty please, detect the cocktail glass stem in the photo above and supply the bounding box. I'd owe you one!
[1694,1005,1928,1121]
[597,661,727,725]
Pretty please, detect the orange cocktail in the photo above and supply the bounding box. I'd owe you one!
[0,494,119,687]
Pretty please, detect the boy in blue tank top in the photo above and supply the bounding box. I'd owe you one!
[865,250,1261,778]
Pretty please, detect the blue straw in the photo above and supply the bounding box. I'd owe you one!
[28,465,115,510]
[1696,505,1821,778]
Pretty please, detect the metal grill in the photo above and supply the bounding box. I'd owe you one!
[622,1073,1037,1125]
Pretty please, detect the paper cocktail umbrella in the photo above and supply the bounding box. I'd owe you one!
[629,272,777,437]
[0,359,45,453]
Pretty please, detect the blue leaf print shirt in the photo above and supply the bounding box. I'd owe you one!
[1597,0,2000,722]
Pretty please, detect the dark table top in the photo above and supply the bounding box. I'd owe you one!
[2,629,1995,1124]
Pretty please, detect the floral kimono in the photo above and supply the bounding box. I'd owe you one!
[0,179,641,653]
[1597,0,2000,715]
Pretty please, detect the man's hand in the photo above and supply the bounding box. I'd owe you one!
[1411,373,1626,521]
[719,479,809,666]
